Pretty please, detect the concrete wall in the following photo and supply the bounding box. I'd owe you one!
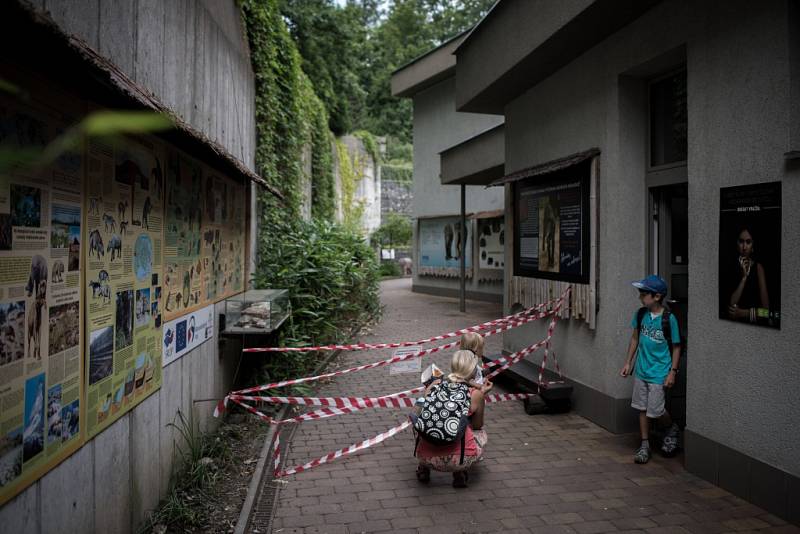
[0,2,257,530]
[498,0,798,479]
[0,301,240,532]
[36,0,256,171]
[381,179,413,221]
[336,135,382,236]
[412,76,504,297]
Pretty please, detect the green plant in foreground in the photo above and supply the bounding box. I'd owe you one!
[140,410,232,532]
[0,109,173,175]
[252,214,381,383]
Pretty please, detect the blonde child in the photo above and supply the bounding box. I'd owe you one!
[460,332,485,384]
[415,350,492,487]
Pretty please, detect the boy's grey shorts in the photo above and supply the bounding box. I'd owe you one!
[631,377,665,418]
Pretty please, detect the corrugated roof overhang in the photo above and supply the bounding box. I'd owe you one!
[489,148,599,187]
[391,31,468,98]
[3,1,282,200]
[439,124,504,186]
[454,0,662,114]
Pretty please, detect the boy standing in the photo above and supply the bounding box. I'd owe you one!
[620,275,682,464]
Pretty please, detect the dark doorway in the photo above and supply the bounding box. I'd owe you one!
[649,183,688,429]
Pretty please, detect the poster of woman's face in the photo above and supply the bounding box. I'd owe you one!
[718,182,780,329]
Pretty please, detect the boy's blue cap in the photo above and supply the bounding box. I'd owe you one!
[632,275,668,295]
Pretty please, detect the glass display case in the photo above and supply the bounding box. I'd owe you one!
[221,289,290,335]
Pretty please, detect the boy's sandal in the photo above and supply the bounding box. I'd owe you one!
[452,470,468,488]
[416,465,430,483]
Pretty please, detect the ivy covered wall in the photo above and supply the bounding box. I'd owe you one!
[239,0,381,355]
[241,0,334,221]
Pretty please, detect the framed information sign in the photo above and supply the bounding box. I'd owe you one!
[513,160,590,283]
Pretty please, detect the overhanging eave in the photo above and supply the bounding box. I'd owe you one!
[455,0,662,113]
[439,124,504,185]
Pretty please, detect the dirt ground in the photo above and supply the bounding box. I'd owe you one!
[148,412,272,534]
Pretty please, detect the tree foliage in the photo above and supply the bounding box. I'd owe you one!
[281,0,496,142]
[280,0,368,135]
[372,212,412,249]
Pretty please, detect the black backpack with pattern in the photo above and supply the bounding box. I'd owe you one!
[411,380,471,463]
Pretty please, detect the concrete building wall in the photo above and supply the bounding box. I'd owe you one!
[412,76,505,298]
[335,135,382,235]
[499,0,798,481]
[38,0,256,171]
[0,2,256,530]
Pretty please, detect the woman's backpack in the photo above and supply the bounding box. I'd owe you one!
[411,380,471,464]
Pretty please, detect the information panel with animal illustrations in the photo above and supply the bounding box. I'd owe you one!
[83,135,164,439]
[162,147,246,322]
[0,97,84,505]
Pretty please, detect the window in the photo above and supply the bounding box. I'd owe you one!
[649,69,687,167]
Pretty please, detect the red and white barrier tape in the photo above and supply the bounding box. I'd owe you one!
[272,431,281,477]
[243,298,557,353]
[225,386,425,425]
[277,420,412,477]
[215,287,571,419]
[230,384,543,428]
[271,392,541,477]
[231,385,426,408]
[226,309,552,399]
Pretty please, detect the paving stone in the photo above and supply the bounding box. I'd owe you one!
[572,520,617,533]
[613,517,659,529]
[542,512,585,525]
[389,514,436,529]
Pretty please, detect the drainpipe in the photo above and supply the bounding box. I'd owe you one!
[460,184,466,312]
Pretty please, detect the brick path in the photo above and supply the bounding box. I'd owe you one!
[259,278,796,534]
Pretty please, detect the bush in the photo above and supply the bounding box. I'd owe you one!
[381,163,412,183]
[372,213,412,249]
[379,262,402,278]
[252,216,381,382]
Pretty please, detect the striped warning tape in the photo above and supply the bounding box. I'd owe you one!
[231,385,426,408]
[214,288,569,417]
[227,309,553,398]
[272,431,281,477]
[243,298,558,353]
[271,392,542,477]
[277,420,413,477]
[230,380,543,427]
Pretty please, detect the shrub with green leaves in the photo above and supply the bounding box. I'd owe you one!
[252,216,380,379]
[379,261,402,278]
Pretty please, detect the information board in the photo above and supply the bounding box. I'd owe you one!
[514,160,590,283]
[163,148,246,322]
[0,98,84,505]
[83,135,163,439]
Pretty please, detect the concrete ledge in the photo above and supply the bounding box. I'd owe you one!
[411,284,503,303]
[685,430,800,526]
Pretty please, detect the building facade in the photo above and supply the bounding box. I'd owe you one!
[447,0,798,523]
[392,34,506,302]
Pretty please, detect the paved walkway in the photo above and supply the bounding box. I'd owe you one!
[259,278,796,534]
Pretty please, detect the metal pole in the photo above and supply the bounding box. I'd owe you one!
[460,184,466,313]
